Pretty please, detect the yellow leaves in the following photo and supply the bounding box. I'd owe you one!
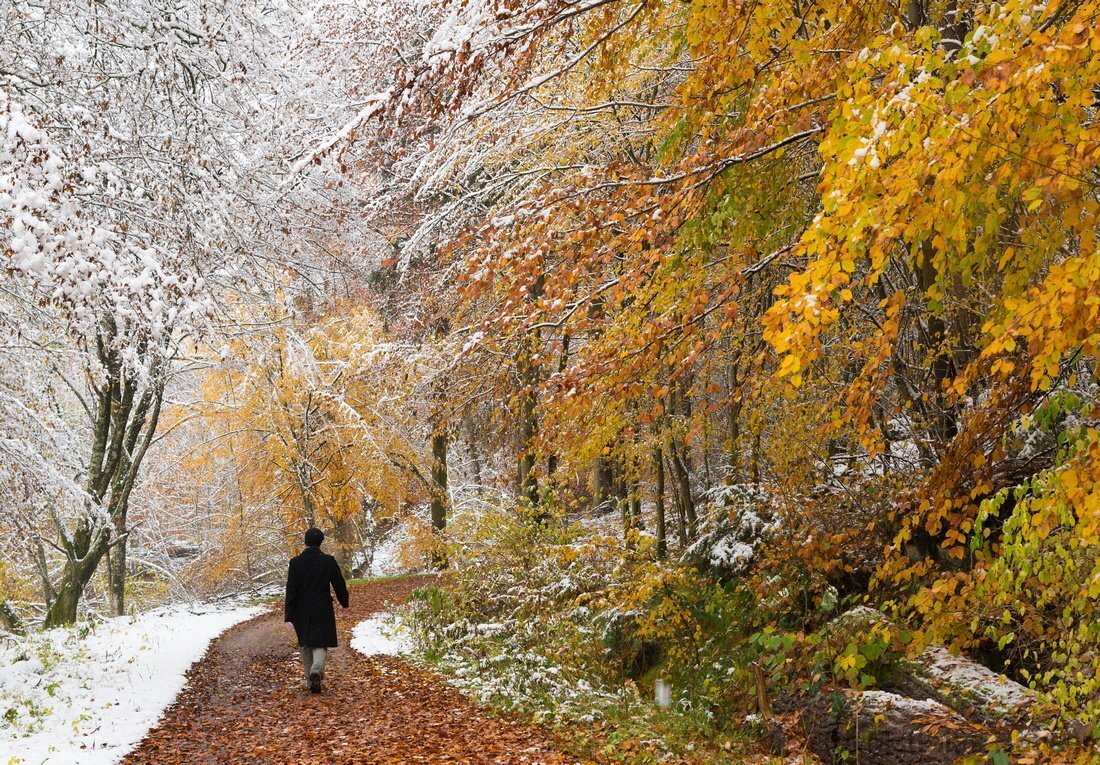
[187,296,421,566]
[408,0,1100,723]
[760,1,1100,413]
[1061,467,1079,495]
[834,652,858,671]
[988,357,1016,378]
[1066,20,1089,46]
[777,353,801,378]
[1021,185,1043,212]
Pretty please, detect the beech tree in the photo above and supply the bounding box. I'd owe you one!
[318,0,1100,721]
[2,0,1098,731]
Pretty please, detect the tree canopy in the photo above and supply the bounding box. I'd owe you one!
[2,0,1099,748]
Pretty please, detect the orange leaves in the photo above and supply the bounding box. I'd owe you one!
[382,0,1100,727]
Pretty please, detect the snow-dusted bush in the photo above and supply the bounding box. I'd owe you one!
[684,484,778,576]
[404,495,773,737]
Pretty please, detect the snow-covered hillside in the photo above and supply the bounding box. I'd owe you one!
[0,602,265,765]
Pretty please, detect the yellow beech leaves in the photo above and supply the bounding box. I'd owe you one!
[369,0,1100,723]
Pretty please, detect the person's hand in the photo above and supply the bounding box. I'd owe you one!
[285,621,294,631]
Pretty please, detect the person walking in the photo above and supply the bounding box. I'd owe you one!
[284,527,350,693]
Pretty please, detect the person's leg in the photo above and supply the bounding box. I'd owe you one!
[299,646,312,681]
[305,646,326,693]
[309,647,328,680]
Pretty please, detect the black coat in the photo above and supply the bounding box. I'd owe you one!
[284,547,350,648]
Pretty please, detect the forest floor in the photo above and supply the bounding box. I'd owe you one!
[123,576,574,764]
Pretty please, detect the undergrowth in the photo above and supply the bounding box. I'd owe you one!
[402,497,803,764]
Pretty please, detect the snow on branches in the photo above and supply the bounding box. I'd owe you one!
[1,89,207,358]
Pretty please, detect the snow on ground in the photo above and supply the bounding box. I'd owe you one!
[369,521,412,577]
[0,601,265,765]
[350,613,410,657]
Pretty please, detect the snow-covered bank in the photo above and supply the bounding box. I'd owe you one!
[0,601,266,764]
[368,520,413,578]
[350,613,410,657]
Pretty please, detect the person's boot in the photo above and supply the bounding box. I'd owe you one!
[309,670,321,694]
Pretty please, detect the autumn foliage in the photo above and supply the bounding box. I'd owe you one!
[361,0,1100,733]
[3,0,1099,755]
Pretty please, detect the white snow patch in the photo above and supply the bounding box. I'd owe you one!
[0,601,265,764]
[707,536,755,567]
[858,689,957,717]
[350,613,411,657]
[918,645,1032,713]
[369,522,412,577]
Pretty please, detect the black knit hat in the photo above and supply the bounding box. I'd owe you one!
[304,527,324,547]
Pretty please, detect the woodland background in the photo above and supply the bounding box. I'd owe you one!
[1,0,1099,758]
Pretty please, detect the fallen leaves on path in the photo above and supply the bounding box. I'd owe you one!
[125,576,574,764]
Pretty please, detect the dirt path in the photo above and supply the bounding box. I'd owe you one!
[125,576,573,764]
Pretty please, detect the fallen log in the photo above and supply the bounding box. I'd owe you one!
[777,607,1035,763]
[776,689,994,764]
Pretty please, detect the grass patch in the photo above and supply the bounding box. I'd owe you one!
[347,572,429,587]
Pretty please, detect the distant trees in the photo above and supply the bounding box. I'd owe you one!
[192,300,424,572]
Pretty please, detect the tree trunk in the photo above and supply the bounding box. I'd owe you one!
[668,452,688,548]
[615,465,630,542]
[106,385,161,617]
[751,427,762,483]
[107,536,126,616]
[464,415,484,489]
[669,445,696,540]
[45,577,84,628]
[905,0,926,29]
[725,357,743,485]
[0,600,22,634]
[45,530,109,627]
[668,378,697,539]
[298,475,317,529]
[916,241,959,452]
[517,393,539,504]
[50,338,165,625]
[516,275,544,505]
[620,495,630,543]
[546,334,570,480]
[430,429,449,532]
[630,485,642,531]
[594,455,615,511]
[654,446,667,559]
[516,368,539,504]
[332,515,356,573]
